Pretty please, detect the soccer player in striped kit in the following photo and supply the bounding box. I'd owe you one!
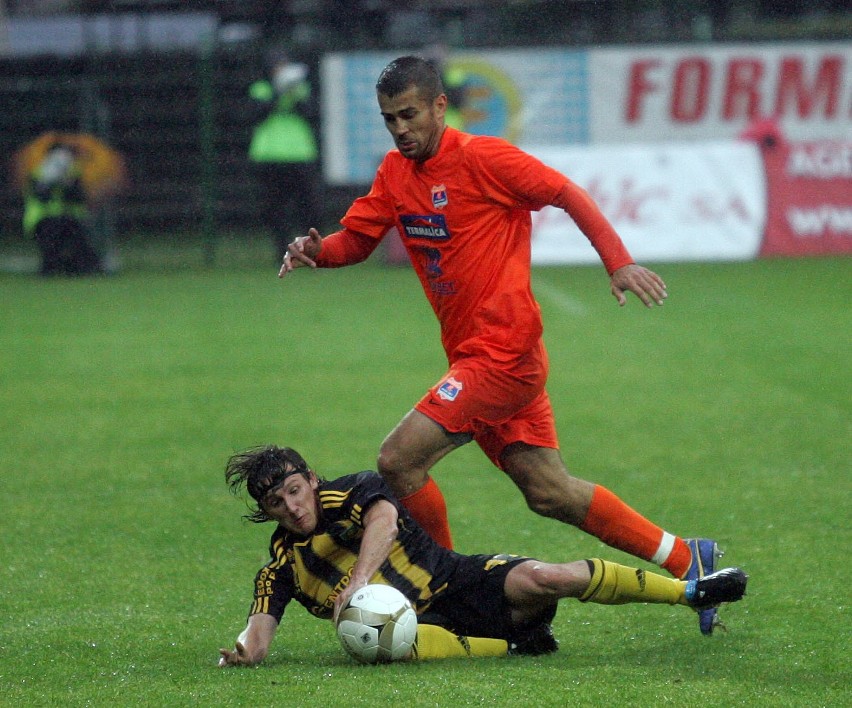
[218,446,747,666]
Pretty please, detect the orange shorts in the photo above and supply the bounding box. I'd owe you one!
[414,344,559,469]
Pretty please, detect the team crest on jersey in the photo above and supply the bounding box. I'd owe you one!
[431,184,448,209]
[399,214,450,241]
[436,376,463,402]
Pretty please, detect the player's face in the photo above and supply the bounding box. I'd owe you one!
[378,86,447,162]
[261,472,320,536]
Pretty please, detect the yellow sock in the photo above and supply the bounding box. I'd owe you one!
[412,624,508,660]
[580,559,688,606]
[467,635,509,658]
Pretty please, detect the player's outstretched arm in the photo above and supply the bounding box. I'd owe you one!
[610,264,668,308]
[333,499,400,623]
[218,613,279,667]
[278,227,324,277]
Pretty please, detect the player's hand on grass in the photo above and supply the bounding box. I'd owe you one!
[278,228,323,277]
[610,264,668,308]
[218,641,250,667]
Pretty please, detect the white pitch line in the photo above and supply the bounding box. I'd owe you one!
[533,279,589,316]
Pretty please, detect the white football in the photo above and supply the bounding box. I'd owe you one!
[336,584,418,664]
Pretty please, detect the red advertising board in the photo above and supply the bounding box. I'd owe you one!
[748,133,852,257]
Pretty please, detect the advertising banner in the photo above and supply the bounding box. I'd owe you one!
[528,141,766,264]
[322,48,590,185]
[589,42,851,144]
[322,43,850,186]
[756,139,852,256]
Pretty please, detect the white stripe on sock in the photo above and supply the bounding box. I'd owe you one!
[651,532,676,566]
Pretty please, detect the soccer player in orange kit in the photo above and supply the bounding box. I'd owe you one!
[279,56,729,635]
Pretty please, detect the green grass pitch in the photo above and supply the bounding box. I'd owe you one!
[0,248,849,706]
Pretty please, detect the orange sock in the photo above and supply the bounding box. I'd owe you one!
[400,476,453,550]
[580,485,691,578]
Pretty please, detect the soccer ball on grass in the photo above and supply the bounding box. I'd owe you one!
[336,583,418,663]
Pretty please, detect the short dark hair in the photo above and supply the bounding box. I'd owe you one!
[376,55,445,102]
[225,445,313,523]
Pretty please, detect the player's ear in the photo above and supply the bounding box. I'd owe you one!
[434,93,448,118]
[307,470,320,490]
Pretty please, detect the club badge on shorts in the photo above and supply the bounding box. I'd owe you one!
[431,184,448,209]
[437,376,463,401]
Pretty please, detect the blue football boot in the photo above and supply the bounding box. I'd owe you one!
[683,538,724,635]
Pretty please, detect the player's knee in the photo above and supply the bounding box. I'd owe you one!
[524,489,566,519]
[376,444,403,478]
[376,445,417,491]
[526,563,561,596]
[377,439,434,498]
[510,560,588,603]
[524,492,550,517]
[524,487,586,526]
[504,452,588,524]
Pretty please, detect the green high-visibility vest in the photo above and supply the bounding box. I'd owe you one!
[248,79,318,163]
[23,173,88,237]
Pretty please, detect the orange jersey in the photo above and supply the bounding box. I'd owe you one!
[328,127,631,363]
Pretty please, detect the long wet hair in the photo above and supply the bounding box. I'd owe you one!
[225,445,315,523]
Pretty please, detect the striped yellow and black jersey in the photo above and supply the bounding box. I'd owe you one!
[248,471,465,623]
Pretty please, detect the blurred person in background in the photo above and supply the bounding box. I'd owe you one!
[738,115,786,151]
[423,44,468,130]
[22,140,99,275]
[247,48,322,262]
[15,131,126,277]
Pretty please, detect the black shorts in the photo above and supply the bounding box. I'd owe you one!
[420,554,557,642]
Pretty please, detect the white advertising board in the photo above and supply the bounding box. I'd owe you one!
[527,141,766,264]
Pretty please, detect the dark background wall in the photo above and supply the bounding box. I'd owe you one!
[0,47,269,238]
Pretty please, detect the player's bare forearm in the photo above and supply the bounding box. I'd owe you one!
[218,614,278,667]
[333,500,399,621]
[610,264,668,308]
